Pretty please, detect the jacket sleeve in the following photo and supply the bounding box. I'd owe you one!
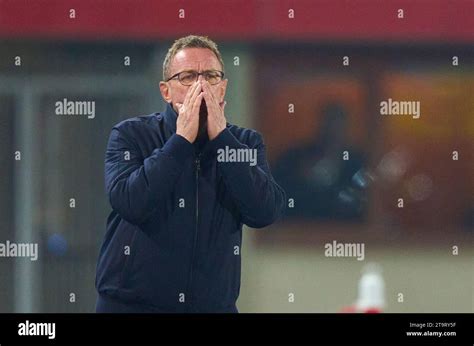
[105,126,195,225]
[210,128,287,228]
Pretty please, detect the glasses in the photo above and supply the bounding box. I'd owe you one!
[166,70,225,86]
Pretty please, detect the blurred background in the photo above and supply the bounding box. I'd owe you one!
[0,0,472,313]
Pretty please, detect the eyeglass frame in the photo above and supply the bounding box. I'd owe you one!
[165,69,225,86]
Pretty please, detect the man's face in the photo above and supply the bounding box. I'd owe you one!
[159,47,227,115]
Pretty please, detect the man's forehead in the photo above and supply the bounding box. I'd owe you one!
[171,48,221,72]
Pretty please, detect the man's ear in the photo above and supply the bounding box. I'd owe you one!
[159,81,172,103]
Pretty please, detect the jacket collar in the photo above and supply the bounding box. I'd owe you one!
[162,102,212,154]
[162,102,178,134]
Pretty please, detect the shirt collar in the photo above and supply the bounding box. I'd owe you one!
[162,102,178,134]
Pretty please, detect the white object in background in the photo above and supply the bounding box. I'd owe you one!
[355,263,386,312]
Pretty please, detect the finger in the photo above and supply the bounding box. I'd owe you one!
[204,82,220,114]
[186,80,201,107]
[182,82,194,106]
[202,80,216,104]
[200,80,210,97]
[205,94,220,120]
[183,80,200,107]
[192,92,204,115]
[202,93,218,122]
[202,82,217,110]
[188,80,203,109]
[202,88,210,107]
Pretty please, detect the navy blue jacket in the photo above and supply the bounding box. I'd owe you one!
[95,102,286,313]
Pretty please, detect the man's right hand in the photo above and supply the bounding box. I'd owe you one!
[175,78,204,143]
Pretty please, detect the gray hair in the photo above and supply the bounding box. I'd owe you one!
[162,35,225,80]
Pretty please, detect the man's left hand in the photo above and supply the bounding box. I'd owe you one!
[202,80,227,140]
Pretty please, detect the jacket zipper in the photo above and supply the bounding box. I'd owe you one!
[187,153,201,311]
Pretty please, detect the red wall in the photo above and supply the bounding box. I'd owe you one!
[1,0,472,42]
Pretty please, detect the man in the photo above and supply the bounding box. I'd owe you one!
[95,35,286,313]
